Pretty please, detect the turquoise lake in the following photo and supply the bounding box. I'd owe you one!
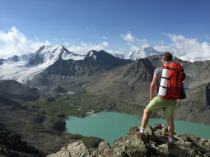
[66,112,210,144]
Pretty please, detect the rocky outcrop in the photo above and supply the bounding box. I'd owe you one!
[47,124,210,157]
[47,141,90,157]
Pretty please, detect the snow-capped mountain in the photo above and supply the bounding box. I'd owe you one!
[0,45,85,83]
[129,47,162,60]
[27,45,84,66]
[42,49,132,77]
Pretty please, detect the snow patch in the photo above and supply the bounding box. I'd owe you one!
[92,55,97,60]
[88,50,95,57]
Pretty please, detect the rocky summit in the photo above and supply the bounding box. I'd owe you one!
[47,124,210,157]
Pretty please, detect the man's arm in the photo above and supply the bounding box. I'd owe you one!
[150,73,158,101]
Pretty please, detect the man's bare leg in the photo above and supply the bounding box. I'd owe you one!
[139,108,150,133]
[167,116,174,143]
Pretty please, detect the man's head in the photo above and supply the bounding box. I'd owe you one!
[161,52,173,64]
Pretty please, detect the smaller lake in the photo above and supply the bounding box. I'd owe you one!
[66,112,210,144]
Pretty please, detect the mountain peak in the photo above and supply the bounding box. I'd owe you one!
[86,50,103,59]
[87,49,103,55]
[129,46,162,60]
[27,45,85,66]
[85,50,114,59]
[37,44,66,54]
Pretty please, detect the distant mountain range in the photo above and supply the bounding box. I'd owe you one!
[0,45,210,124]
[0,45,133,83]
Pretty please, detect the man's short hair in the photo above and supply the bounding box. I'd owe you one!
[162,52,173,62]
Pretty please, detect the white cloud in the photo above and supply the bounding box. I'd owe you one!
[0,27,113,59]
[121,32,135,44]
[154,34,210,61]
[67,41,109,55]
[102,41,109,47]
[0,26,50,58]
[120,32,210,61]
[1,27,209,62]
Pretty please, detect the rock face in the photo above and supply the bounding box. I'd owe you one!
[37,50,132,80]
[47,125,210,157]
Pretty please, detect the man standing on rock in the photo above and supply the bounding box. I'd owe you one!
[139,52,185,144]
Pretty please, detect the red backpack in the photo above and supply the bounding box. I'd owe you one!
[158,62,185,99]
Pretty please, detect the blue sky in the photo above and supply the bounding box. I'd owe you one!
[0,0,210,60]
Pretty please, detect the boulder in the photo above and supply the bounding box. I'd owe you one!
[47,141,90,157]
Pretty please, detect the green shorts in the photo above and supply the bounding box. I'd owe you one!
[146,96,176,117]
